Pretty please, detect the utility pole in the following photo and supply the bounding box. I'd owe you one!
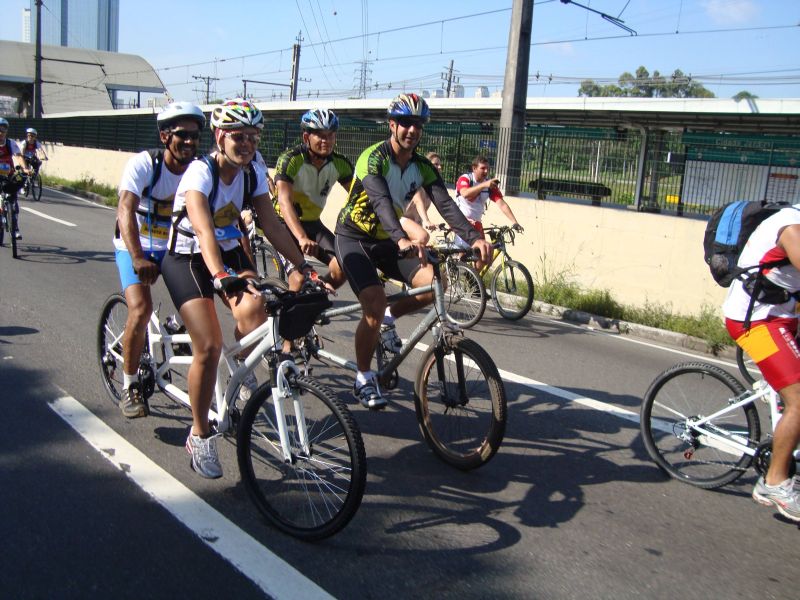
[242,78,291,100]
[289,31,302,101]
[192,75,219,104]
[33,0,43,118]
[442,60,459,98]
[496,0,533,194]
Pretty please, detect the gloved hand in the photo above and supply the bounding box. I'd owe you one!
[512,223,524,233]
[213,272,249,296]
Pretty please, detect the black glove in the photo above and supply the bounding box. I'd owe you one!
[213,274,249,296]
[512,224,524,233]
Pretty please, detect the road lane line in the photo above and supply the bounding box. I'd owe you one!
[20,206,77,227]
[49,394,334,600]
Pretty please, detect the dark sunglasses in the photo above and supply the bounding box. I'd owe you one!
[396,117,425,129]
[171,129,201,141]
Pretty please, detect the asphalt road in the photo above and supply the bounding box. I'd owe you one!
[1,186,798,600]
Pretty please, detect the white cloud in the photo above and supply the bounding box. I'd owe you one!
[702,0,759,25]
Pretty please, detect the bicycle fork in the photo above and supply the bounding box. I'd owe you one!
[270,359,310,463]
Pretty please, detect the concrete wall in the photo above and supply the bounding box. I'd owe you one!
[42,144,726,315]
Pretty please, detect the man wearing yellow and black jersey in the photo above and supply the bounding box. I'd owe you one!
[274,109,353,289]
[335,94,492,410]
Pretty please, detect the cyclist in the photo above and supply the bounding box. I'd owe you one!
[453,155,523,271]
[20,127,48,176]
[160,98,315,479]
[335,93,492,409]
[0,117,28,240]
[273,108,353,292]
[114,101,206,418]
[722,204,800,522]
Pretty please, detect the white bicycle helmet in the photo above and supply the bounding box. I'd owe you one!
[210,98,264,130]
[301,108,339,132]
[26,127,37,135]
[157,101,206,131]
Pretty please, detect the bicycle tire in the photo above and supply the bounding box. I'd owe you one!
[97,294,129,405]
[444,261,487,329]
[735,346,757,385]
[414,337,506,470]
[10,205,18,259]
[640,361,760,489]
[32,173,42,201]
[490,259,533,321]
[237,375,366,541]
[0,199,6,247]
[256,242,286,281]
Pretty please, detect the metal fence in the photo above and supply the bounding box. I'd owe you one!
[7,113,800,216]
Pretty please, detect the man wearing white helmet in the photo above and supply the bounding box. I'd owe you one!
[0,117,29,240]
[20,127,48,176]
[335,94,492,409]
[160,98,315,479]
[113,101,206,419]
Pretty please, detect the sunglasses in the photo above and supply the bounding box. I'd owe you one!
[396,117,425,129]
[171,129,201,141]
[226,132,260,144]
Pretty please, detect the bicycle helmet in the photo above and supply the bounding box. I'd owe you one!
[301,108,339,132]
[0,117,8,128]
[387,93,430,123]
[210,98,264,130]
[157,101,206,131]
[26,127,37,135]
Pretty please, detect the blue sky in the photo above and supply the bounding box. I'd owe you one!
[2,0,798,103]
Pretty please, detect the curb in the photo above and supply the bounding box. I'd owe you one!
[49,184,111,204]
[531,300,736,359]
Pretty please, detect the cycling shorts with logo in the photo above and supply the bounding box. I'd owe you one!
[727,316,800,391]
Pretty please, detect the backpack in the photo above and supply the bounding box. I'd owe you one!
[703,200,790,287]
[169,155,258,254]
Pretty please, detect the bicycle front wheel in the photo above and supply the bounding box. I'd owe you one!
[237,376,367,541]
[640,362,760,489]
[414,337,506,470]
[444,262,486,329]
[97,294,128,405]
[32,173,42,201]
[256,242,286,281]
[491,259,533,320]
[10,206,18,259]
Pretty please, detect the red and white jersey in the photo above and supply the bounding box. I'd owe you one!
[723,205,800,321]
[20,139,43,156]
[455,172,502,223]
[0,139,20,178]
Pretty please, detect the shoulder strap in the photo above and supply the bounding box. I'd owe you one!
[202,155,219,207]
[141,148,164,199]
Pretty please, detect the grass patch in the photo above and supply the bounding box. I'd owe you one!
[42,174,118,206]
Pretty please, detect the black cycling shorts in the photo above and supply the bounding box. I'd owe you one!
[282,219,337,265]
[161,246,256,310]
[335,234,423,297]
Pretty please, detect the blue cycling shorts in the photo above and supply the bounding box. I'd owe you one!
[115,248,166,291]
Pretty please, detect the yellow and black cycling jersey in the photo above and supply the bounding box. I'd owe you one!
[273,145,353,221]
[336,139,479,244]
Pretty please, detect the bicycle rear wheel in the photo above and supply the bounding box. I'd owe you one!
[97,294,128,405]
[414,337,506,470]
[491,259,533,320]
[735,346,758,385]
[444,261,486,329]
[640,362,760,489]
[0,200,6,247]
[255,242,286,281]
[237,375,366,541]
[32,173,42,201]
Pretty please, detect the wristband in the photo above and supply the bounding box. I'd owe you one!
[213,271,229,280]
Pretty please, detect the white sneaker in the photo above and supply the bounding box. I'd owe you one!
[379,323,403,354]
[186,432,223,479]
[353,375,387,410]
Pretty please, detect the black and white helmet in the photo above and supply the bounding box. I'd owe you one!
[157,101,206,131]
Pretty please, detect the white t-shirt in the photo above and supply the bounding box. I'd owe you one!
[171,155,269,255]
[115,150,185,252]
[722,205,800,321]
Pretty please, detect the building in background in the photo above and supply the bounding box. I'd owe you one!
[31,0,119,52]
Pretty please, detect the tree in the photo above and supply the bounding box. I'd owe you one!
[733,90,758,101]
[578,66,715,98]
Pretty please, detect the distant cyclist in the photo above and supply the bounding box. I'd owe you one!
[113,101,206,418]
[20,128,48,176]
[274,108,353,291]
[335,94,491,409]
[0,117,28,240]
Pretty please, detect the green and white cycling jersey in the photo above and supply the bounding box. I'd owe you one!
[273,145,353,221]
[336,139,479,244]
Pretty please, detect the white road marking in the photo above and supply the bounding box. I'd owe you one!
[20,206,76,227]
[48,394,335,600]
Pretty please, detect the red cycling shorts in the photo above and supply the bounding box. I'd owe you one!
[726,316,800,391]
